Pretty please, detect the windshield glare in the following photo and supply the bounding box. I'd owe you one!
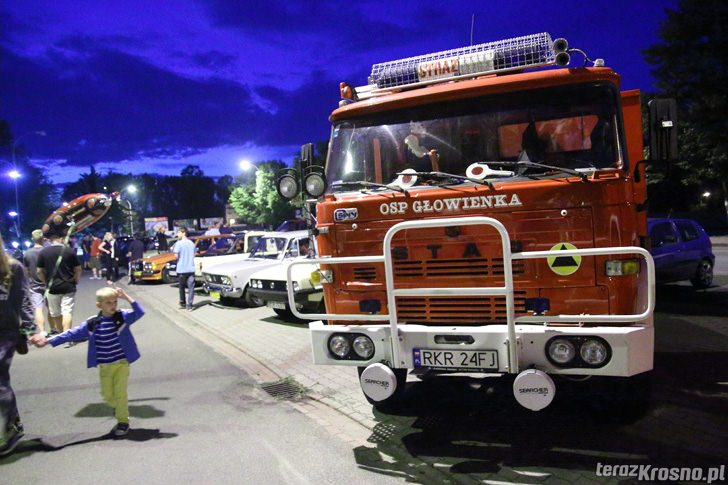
[249,237,289,260]
[326,84,622,189]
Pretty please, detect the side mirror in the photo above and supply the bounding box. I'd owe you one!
[648,98,678,161]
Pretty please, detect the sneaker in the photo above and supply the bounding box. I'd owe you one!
[186,307,194,312]
[179,303,186,309]
[112,422,130,436]
[0,424,25,457]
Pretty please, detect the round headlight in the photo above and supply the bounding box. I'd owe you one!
[352,335,375,359]
[328,335,350,358]
[292,281,300,292]
[580,339,609,366]
[304,173,326,197]
[548,338,576,365]
[277,174,300,200]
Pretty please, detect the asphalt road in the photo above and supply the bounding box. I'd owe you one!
[1,277,400,485]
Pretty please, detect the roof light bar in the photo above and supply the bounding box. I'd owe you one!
[360,32,563,97]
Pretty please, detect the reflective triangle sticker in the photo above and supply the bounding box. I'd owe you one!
[547,242,581,275]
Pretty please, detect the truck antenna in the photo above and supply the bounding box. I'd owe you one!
[470,14,475,45]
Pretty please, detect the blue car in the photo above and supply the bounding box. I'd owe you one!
[648,218,715,289]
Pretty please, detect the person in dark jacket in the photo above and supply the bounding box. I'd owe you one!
[0,233,42,456]
[155,224,169,253]
[37,286,145,437]
[125,234,145,284]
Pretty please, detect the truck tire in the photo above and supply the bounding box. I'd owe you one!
[357,366,408,412]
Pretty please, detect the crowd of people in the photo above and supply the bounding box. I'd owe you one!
[0,225,160,456]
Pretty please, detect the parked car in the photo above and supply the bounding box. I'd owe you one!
[248,258,324,319]
[132,234,224,284]
[202,230,311,306]
[165,231,265,284]
[648,217,715,289]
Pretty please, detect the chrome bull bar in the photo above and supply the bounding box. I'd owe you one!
[287,216,655,374]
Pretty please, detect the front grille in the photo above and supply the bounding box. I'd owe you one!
[353,267,377,281]
[261,280,287,291]
[394,258,525,278]
[206,274,226,284]
[395,292,527,325]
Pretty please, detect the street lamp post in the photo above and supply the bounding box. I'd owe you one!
[121,184,137,235]
[9,130,46,237]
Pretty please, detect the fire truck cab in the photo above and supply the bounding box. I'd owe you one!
[282,33,677,413]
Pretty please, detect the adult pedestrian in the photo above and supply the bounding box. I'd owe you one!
[219,221,233,235]
[173,227,196,311]
[22,230,52,336]
[204,222,221,236]
[98,232,119,284]
[155,224,168,253]
[0,233,43,456]
[89,234,102,279]
[126,234,145,284]
[36,232,82,339]
[81,233,92,270]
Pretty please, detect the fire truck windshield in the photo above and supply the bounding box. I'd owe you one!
[326,83,623,190]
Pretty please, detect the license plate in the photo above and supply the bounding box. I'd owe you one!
[210,291,221,299]
[414,349,498,371]
[169,271,177,276]
[133,271,142,277]
[267,301,287,310]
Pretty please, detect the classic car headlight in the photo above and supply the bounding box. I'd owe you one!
[292,281,300,292]
[251,279,261,289]
[221,276,232,286]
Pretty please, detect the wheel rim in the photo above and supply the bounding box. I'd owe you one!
[697,261,713,286]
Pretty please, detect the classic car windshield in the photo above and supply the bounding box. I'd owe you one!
[249,236,290,260]
[326,83,623,189]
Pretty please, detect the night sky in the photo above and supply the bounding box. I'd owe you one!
[1,0,678,184]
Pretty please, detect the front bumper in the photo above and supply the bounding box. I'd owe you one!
[309,321,654,377]
[204,282,244,299]
[249,288,322,311]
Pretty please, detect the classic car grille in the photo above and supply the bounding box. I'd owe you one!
[260,280,287,291]
[393,258,525,278]
[205,274,227,284]
[395,292,528,325]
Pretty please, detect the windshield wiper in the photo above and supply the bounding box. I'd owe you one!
[331,180,410,196]
[399,171,495,190]
[489,158,589,182]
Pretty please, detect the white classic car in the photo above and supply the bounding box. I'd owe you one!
[202,230,311,306]
[248,256,324,320]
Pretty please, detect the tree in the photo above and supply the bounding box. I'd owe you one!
[228,160,295,227]
[644,0,728,224]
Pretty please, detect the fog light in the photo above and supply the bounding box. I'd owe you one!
[580,339,609,366]
[328,335,350,358]
[352,335,375,359]
[605,259,640,276]
[548,338,576,365]
[277,174,300,200]
[304,173,326,197]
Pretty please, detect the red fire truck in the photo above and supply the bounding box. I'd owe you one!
[281,33,677,413]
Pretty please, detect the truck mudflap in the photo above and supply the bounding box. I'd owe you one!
[291,216,655,377]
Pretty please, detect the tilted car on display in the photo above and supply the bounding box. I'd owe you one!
[202,230,312,306]
[248,247,324,320]
[648,217,715,289]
